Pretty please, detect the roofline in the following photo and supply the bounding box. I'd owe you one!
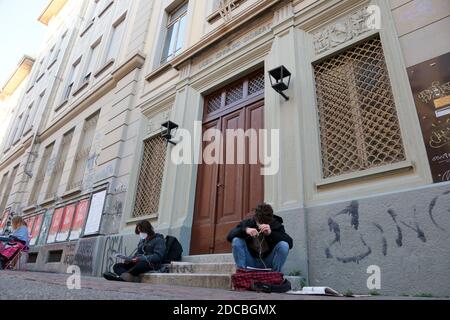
[0,55,35,100]
[38,0,68,25]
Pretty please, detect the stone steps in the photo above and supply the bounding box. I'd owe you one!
[181,254,234,264]
[141,273,232,290]
[140,254,304,291]
[169,261,237,274]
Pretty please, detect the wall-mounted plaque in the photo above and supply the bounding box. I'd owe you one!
[84,189,107,236]
[407,52,450,183]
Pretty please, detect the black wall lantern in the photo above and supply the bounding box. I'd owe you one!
[161,120,179,145]
[268,66,291,101]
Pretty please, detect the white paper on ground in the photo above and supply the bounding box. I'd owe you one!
[286,287,342,296]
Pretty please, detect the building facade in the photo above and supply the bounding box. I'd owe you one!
[0,0,449,295]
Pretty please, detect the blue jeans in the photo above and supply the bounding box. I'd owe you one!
[231,237,289,272]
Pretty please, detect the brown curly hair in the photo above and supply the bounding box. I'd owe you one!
[254,203,274,224]
[135,220,155,236]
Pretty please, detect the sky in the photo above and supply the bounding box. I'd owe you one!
[0,0,48,87]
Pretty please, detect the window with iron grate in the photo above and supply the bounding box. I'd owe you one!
[314,36,406,179]
[133,135,167,218]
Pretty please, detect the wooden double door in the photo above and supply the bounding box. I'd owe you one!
[190,95,265,254]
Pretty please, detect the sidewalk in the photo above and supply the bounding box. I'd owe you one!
[0,270,436,300]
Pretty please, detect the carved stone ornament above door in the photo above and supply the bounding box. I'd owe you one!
[312,5,379,55]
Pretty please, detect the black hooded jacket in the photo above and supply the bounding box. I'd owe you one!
[133,233,166,267]
[226,215,293,258]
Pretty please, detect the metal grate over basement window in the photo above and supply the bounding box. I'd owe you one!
[314,36,406,179]
[132,135,167,218]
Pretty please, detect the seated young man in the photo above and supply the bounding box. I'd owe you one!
[103,220,166,282]
[227,203,293,272]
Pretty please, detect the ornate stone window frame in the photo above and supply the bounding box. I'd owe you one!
[296,0,432,203]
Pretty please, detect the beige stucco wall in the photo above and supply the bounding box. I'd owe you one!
[119,0,447,247]
[0,1,448,294]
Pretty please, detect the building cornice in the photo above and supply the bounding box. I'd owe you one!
[38,0,68,25]
[0,56,35,100]
[39,52,146,142]
[0,137,32,171]
[168,0,283,70]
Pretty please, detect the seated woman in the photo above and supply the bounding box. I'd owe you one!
[0,216,29,269]
[103,220,166,282]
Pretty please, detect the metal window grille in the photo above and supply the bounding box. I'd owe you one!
[205,70,265,116]
[46,130,74,198]
[206,93,223,114]
[133,135,167,218]
[29,144,54,204]
[248,72,265,96]
[67,113,99,190]
[314,36,406,179]
[225,83,244,105]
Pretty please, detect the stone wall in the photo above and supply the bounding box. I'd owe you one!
[306,182,450,296]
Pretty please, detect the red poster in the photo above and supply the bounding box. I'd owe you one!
[29,214,44,246]
[69,199,90,240]
[56,204,76,242]
[26,216,36,237]
[0,210,10,233]
[47,207,64,243]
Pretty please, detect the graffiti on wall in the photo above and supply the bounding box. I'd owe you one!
[73,238,97,275]
[101,235,134,273]
[325,190,450,263]
[63,242,78,265]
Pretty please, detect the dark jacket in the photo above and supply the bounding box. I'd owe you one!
[227,215,293,258]
[133,233,166,267]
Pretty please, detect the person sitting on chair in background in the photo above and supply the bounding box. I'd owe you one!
[227,203,293,272]
[0,216,29,246]
[103,220,166,282]
[0,216,29,269]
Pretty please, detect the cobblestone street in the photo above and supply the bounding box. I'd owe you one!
[0,270,438,300]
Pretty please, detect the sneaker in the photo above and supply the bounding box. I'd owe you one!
[120,272,141,283]
[103,271,123,281]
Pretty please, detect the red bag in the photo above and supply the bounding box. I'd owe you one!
[231,268,284,291]
[0,241,25,261]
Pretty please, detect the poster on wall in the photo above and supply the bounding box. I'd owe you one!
[47,207,64,244]
[29,214,44,246]
[56,204,76,242]
[0,209,11,233]
[69,199,90,240]
[83,189,107,236]
[407,52,450,182]
[37,210,53,246]
[26,216,36,238]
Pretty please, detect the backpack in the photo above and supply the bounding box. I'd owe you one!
[164,235,183,263]
[231,268,290,293]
